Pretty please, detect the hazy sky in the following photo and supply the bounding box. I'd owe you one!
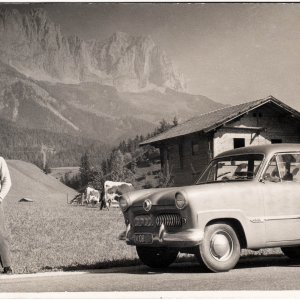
[14,3,300,110]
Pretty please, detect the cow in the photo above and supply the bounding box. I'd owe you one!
[85,187,100,206]
[100,181,134,210]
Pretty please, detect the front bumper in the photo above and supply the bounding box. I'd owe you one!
[121,224,204,248]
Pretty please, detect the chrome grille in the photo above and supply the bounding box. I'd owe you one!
[134,215,153,227]
[155,214,182,227]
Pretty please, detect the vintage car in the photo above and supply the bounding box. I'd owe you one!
[119,144,300,272]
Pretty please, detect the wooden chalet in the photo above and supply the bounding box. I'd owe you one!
[140,96,300,186]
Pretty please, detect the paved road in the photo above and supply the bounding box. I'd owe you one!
[1,256,300,293]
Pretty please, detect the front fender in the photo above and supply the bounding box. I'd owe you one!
[196,209,265,249]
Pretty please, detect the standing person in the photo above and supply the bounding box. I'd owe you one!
[0,157,12,274]
[99,189,106,210]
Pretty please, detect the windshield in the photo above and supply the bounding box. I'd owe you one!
[196,154,264,184]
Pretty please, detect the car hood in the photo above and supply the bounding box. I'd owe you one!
[127,180,257,207]
[127,187,179,207]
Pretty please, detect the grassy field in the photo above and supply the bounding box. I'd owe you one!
[5,202,139,274]
[4,199,282,274]
[2,160,283,274]
[3,160,138,274]
[4,197,283,274]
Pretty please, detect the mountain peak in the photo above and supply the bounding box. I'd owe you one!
[0,7,186,92]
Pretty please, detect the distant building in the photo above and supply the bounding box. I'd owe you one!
[140,96,300,186]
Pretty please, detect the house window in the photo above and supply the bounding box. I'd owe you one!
[271,139,282,144]
[192,141,200,155]
[233,138,245,149]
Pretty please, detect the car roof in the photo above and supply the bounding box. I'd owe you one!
[215,143,300,158]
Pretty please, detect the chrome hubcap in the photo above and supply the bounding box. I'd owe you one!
[209,230,233,261]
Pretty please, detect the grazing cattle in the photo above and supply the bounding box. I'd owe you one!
[85,187,100,206]
[101,181,134,210]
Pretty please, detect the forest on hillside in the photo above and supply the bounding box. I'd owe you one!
[0,113,176,191]
[62,118,178,191]
[0,118,110,169]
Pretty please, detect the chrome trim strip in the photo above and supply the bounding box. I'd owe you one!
[264,215,300,221]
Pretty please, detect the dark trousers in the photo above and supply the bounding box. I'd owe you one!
[0,203,11,268]
[100,199,106,210]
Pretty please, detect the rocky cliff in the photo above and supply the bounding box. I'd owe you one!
[0,7,186,92]
[0,5,225,147]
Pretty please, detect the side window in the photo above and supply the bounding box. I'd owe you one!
[277,153,300,182]
[263,156,280,182]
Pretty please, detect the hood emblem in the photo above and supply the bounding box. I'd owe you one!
[143,199,152,212]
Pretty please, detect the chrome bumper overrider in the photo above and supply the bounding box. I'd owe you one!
[120,224,203,247]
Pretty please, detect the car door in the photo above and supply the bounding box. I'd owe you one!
[261,152,300,244]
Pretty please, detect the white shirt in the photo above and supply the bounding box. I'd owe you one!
[0,157,11,202]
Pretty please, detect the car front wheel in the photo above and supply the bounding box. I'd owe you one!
[136,246,178,268]
[281,247,300,260]
[197,222,241,272]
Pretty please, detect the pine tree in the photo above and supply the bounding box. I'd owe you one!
[158,119,169,133]
[80,152,91,188]
[90,167,104,190]
[129,158,137,174]
[110,150,125,182]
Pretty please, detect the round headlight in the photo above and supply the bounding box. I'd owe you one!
[175,192,187,209]
[119,197,129,211]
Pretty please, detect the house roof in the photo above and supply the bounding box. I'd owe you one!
[140,96,300,146]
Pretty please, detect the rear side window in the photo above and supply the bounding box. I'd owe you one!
[277,153,300,182]
[263,153,300,182]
